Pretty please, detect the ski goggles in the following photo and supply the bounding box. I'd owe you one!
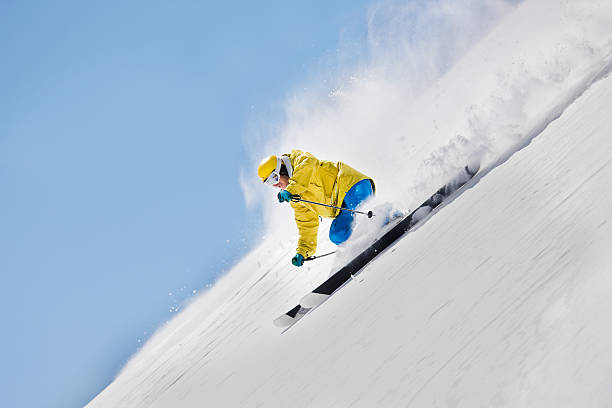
[264,169,281,186]
[263,157,282,186]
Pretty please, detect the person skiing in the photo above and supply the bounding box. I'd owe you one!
[258,150,375,267]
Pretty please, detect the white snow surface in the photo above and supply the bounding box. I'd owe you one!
[88,0,612,406]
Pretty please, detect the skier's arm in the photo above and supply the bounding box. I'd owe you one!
[285,154,317,197]
[292,203,319,258]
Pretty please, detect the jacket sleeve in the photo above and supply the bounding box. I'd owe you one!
[291,203,319,258]
[285,153,317,197]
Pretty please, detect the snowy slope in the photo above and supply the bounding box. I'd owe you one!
[87,1,612,407]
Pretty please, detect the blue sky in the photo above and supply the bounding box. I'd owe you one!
[0,1,371,407]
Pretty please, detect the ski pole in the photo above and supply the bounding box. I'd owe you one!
[291,195,375,218]
[304,251,337,262]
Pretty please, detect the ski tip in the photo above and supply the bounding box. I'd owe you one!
[273,314,298,327]
[300,292,329,309]
[465,161,480,176]
[273,305,310,328]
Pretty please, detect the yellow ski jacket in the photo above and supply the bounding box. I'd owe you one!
[283,150,375,258]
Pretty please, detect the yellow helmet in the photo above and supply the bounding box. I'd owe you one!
[257,155,278,182]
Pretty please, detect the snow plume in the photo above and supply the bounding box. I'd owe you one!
[244,0,612,231]
[410,0,612,190]
[364,0,516,84]
[245,0,520,235]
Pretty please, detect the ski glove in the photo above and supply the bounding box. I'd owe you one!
[292,253,305,267]
[277,190,295,203]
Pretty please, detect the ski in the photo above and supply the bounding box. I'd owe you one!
[272,305,310,327]
[274,163,479,330]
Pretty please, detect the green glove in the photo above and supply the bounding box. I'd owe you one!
[278,190,294,203]
[292,253,305,267]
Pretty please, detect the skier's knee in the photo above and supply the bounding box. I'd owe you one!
[329,224,352,245]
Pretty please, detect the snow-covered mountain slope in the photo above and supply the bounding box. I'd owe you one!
[87,1,612,407]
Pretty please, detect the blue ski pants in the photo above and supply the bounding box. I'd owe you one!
[329,179,374,245]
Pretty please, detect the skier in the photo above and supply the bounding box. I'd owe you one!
[258,150,375,267]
